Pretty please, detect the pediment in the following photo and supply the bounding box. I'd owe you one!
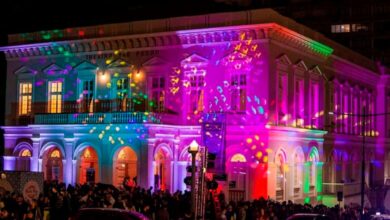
[43,63,65,74]
[221,51,248,63]
[181,53,208,66]
[14,66,38,75]
[310,65,322,76]
[294,60,308,71]
[106,58,131,68]
[276,54,292,65]
[142,57,166,67]
[74,61,98,71]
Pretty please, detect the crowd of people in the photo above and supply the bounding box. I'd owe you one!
[0,178,386,220]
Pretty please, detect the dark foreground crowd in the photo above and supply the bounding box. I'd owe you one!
[0,180,386,220]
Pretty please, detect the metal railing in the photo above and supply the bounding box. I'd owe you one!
[35,112,160,124]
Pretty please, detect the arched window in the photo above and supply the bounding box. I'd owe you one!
[50,149,61,158]
[20,149,32,157]
[231,153,247,162]
[308,148,319,188]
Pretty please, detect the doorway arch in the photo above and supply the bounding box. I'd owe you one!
[42,147,63,182]
[153,146,172,191]
[275,149,287,201]
[113,146,138,187]
[77,147,99,184]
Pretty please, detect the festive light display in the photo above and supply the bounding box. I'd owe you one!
[1,10,387,206]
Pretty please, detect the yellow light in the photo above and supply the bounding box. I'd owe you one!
[246,138,253,144]
[188,140,199,153]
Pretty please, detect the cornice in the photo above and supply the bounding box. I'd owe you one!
[0,23,333,60]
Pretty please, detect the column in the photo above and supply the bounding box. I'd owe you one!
[31,137,40,172]
[172,142,179,192]
[64,139,74,186]
[147,141,155,189]
[72,160,77,184]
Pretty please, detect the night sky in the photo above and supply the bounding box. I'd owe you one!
[0,0,242,123]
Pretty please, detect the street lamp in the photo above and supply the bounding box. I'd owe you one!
[188,140,199,219]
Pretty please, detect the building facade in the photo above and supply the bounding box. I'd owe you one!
[1,9,389,206]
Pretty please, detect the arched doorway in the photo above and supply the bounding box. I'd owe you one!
[308,147,319,194]
[275,150,286,201]
[42,148,63,182]
[113,146,137,187]
[77,147,99,184]
[293,150,304,199]
[17,149,31,171]
[228,153,247,202]
[154,147,172,191]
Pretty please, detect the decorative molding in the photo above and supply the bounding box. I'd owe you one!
[142,57,166,67]
[14,66,38,75]
[1,24,333,60]
[181,53,209,67]
[294,60,308,71]
[42,63,65,74]
[106,58,132,68]
[73,60,98,71]
[275,54,292,66]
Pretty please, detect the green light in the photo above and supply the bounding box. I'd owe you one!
[303,162,310,193]
[308,40,333,56]
[317,195,323,202]
[304,197,310,204]
[316,162,323,193]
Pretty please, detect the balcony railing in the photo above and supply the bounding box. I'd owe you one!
[35,112,160,124]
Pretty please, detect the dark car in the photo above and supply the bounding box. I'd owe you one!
[74,208,149,220]
[370,214,390,220]
[287,213,331,220]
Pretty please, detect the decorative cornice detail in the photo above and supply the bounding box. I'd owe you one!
[1,24,333,60]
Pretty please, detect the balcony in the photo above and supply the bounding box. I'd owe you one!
[15,99,167,125]
[35,112,160,124]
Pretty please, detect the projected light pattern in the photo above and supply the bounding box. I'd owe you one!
[2,14,386,207]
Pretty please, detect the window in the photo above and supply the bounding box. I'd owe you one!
[230,153,247,163]
[151,77,165,112]
[189,74,205,113]
[80,80,94,113]
[231,73,246,112]
[331,24,351,33]
[295,79,304,126]
[20,149,32,157]
[18,82,32,115]
[278,74,288,124]
[311,82,319,128]
[50,149,61,158]
[48,81,63,113]
[351,23,369,32]
[116,78,129,112]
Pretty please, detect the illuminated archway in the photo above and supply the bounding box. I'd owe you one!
[308,147,319,192]
[77,147,99,184]
[42,147,63,182]
[153,145,172,191]
[275,149,287,201]
[113,146,137,187]
[228,153,248,201]
[16,149,32,171]
[293,148,304,199]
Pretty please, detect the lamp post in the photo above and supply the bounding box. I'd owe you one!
[188,140,199,220]
[360,107,366,220]
[330,107,370,219]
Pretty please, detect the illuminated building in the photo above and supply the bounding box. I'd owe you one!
[1,9,389,206]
